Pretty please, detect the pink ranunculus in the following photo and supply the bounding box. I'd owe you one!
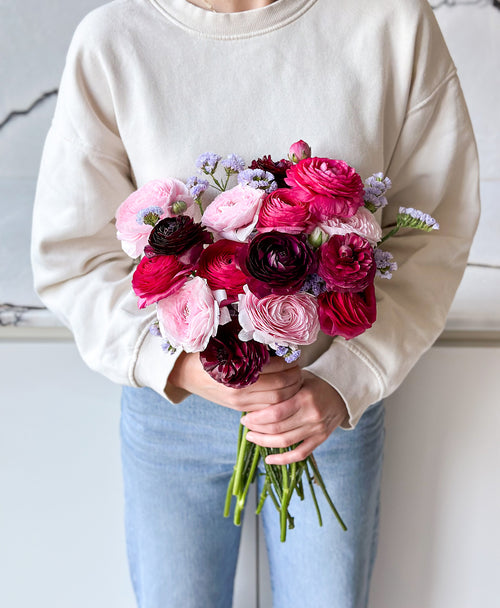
[256,188,312,234]
[238,285,320,347]
[116,179,197,258]
[132,255,193,309]
[288,140,312,163]
[317,283,377,340]
[201,185,265,242]
[320,206,382,246]
[285,157,364,221]
[318,232,376,293]
[157,277,219,352]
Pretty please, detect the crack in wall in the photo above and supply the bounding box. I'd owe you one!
[0,89,58,131]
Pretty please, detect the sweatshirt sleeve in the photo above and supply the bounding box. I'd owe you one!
[30,19,187,403]
[305,65,480,429]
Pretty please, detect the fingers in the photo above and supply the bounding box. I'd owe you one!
[263,436,319,465]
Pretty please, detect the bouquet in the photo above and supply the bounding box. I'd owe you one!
[115,140,439,541]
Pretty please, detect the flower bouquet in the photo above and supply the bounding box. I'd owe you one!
[115,140,439,541]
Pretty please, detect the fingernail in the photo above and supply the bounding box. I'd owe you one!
[240,415,247,425]
[246,432,255,442]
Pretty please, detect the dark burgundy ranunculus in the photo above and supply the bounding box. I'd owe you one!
[238,231,317,297]
[148,215,212,256]
[318,233,375,293]
[317,283,377,339]
[132,255,193,309]
[197,239,247,300]
[200,319,270,388]
[285,157,364,220]
[250,155,292,189]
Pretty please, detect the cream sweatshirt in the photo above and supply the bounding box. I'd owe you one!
[31,0,480,428]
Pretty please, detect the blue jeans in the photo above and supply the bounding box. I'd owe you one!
[120,386,385,608]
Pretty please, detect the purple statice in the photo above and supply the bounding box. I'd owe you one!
[136,206,163,226]
[221,153,246,173]
[186,175,210,199]
[274,345,301,363]
[237,168,277,193]
[161,339,176,354]
[374,248,398,279]
[284,349,301,364]
[364,173,392,211]
[398,207,440,231]
[300,273,328,296]
[149,322,162,337]
[196,152,222,175]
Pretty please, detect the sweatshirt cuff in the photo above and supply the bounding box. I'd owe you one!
[303,339,385,430]
[132,327,190,404]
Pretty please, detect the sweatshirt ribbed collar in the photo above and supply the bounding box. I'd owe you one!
[148,0,318,39]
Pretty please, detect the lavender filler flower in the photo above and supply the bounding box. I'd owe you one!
[186,175,210,199]
[374,249,398,279]
[221,153,246,173]
[398,207,440,231]
[238,168,277,193]
[275,345,301,364]
[364,172,392,212]
[196,152,222,175]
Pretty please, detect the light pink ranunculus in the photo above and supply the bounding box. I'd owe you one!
[238,285,319,347]
[116,179,196,258]
[320,207,382,246]
[201,185,265,242]
[157,277,219,352]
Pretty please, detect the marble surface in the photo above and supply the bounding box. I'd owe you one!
[0,1,499,331]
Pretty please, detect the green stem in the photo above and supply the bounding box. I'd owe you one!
[224,469,236,518]
[378,225,400,244]
[233,424,249,497]
[233,445,260,526]
[308,454,347,531]
[305,460,323,527]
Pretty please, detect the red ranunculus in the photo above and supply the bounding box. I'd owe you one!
[197,240,247,300]
[256,188,312,235]
[132,255,193,309]
[318,233,375,293]
[317,284,377,339]
[200,319,270,388]
[148,215,212,256]
[285,157,364,220]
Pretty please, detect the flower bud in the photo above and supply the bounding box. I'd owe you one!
[288,140,312,163]
[171,200,188,215]
[308,226,328,248]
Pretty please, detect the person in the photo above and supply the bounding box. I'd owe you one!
[31,0,480,606]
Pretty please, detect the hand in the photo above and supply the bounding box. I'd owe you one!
[168,351,303,413]
[241,371,348,465]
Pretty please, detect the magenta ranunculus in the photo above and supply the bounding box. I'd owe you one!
[256,188,312,235]
[197,239,247,299]
[157,277,219,352]
[201,185,265,242]
[238,285,320,347]
[285,157,364,221]
[132,255,193,309]
[200,319,270,388]
[115,179,197,258]
[238,231,317,297]
[318,233,375,293]
[317,284,377,340]
[320,206,382,246]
